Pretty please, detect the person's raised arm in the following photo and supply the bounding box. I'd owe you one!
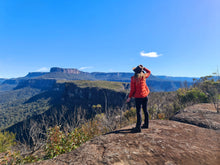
[144,67,151,78]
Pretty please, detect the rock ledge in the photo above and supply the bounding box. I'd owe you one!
[31,120,220,165]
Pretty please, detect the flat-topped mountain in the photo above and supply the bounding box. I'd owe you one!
[50,67,82,74]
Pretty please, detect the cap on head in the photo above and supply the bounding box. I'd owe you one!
[133,65,143,73]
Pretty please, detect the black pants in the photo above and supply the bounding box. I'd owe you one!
[135,97,149,129]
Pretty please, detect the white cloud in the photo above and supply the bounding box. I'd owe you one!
[36,67,50,72]
[140,51,162,58]
[79,66,93,70]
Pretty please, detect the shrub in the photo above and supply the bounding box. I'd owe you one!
[0,131,16,152]
[177,88,208,105]
[124,107,136,120]
[45,125,89,159]
[148,104,158,119]
[157,113,166,120]
[45,119,104,159]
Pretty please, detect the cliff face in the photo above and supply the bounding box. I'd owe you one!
[5,81,127,144]
[62,82,127,108]
[31,120,220,165]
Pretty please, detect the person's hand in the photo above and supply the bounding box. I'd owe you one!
[126,98,131,103]
[139,65,143,69]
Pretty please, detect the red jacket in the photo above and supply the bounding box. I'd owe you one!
[128,68,151,98]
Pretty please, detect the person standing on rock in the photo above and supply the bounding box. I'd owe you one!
[126,65,151,133]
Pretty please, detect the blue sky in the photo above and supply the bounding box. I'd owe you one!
[0,0,219,78]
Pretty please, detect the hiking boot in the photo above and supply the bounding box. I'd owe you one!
[141,125,148,129]
[131,127,141,133]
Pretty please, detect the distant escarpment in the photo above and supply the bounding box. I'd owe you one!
[2,79,19,85]
[0,78,6,84]
[0,79,19,91]
[25,72,47,78]
[15,79,57,90]
[1,67,193,92]
[5,81,128,144]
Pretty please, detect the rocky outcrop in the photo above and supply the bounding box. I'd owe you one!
[171,103,220,130]
[31,120,220,165]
